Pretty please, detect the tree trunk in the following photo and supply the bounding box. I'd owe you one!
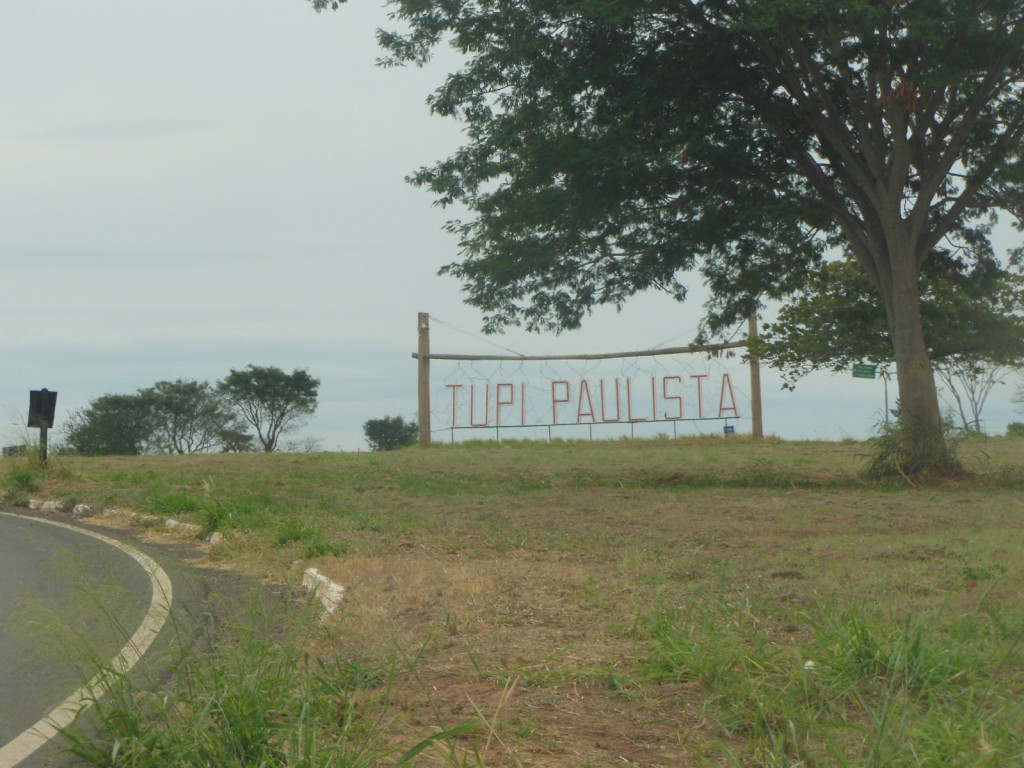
[878,243,953,473]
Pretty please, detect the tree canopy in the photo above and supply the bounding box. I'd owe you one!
[313,0,1024,472]
[363,415,418,451]
[64,394,155,456]
[59,369,320,456]
[142,379,248,455]
[218,366,320,453]
[62,382,252,456]
[755,257,1024,383]
[755,256,1024,432]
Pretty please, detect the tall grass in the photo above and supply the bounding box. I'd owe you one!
[636,595,1024,766]
[55,594,488,768]
[50,593,503,768]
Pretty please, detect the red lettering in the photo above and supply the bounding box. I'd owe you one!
[690,374,708,418]
[496,382,515,427]
[577,380,597,422]
[719,373,740,418]
[626,378,648,422]
[599,379,622,422]
[662,376,683,420]
[447,371,744,430]
[470,383,489,427]
[445,384,463,427]
[551,381,570,424]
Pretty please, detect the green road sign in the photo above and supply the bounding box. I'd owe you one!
[852,363,877,379]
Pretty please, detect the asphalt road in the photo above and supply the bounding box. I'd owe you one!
[0,512,173,768]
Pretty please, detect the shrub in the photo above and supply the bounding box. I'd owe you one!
[6,466,40,494]
[864,416,964,481]
[1007,422,1024,438]
[363,415,418,452]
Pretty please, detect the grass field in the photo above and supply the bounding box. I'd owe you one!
[4,436,1024,766]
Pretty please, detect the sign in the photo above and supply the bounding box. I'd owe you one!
[28,388,58,467]
[28,389,58,428]
[443,373,741,429]
[852,364,877,380]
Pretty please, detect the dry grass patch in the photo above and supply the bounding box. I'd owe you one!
[314,553,707,766]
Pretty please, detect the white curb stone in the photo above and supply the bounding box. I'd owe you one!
[31,500,63,512]
[302,568,345,617]
[165,519,202,536]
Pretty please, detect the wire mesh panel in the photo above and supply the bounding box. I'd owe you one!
[431,351,749,443]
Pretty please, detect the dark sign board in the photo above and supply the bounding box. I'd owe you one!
[28,389,58,429]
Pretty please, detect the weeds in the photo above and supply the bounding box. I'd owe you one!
[864,417,965,482]
[274,519,345,558]
[140,490,203,518]
[58,597,402,768]
[639,597,1024,766]
[7,465,40,493]
[2,454,44,504]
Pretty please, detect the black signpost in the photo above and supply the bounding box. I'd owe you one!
[28,389,58,466]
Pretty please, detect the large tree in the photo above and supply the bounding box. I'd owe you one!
[142,379,248,455]
[313,0,1024,471]
[218,366,320,452]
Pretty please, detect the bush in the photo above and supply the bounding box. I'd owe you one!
[864,417,965,481]
[1007,422,1024,438]
[363,415,418,452]
[273,519,343,558]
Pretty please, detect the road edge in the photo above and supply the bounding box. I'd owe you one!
[0,513,173,768]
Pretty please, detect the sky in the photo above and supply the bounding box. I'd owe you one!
[1,1,1021,452]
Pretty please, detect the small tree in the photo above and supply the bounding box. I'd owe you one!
[363,416,418,452]
[218,426,256,453]
[218,366,320,452]
[935,359,1009,435]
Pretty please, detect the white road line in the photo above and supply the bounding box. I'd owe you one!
[0,513,174,767]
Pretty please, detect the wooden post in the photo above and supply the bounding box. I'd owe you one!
[747,313,764,439]
[417,312,431,446]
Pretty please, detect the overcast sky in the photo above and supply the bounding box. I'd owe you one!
[1,1,1020,451]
